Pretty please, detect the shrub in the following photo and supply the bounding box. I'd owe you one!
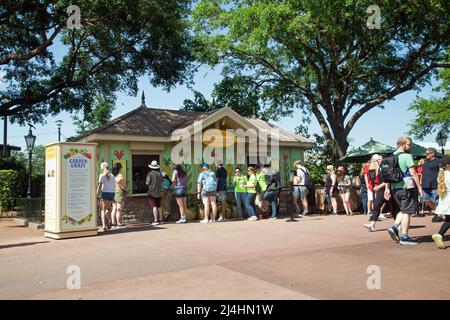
[0,170,19,211]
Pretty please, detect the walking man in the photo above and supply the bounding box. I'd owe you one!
[386,137,423,245]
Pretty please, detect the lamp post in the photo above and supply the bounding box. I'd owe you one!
[24,124,36,198]
[55,120,63,142]
[436,130,448,155]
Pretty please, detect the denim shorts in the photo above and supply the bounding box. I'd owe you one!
[423,188,439,204]
[101,192,115,201]
[293,186,309,197]
[174,186,187,198]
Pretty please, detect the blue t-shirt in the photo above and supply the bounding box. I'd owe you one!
[216,167,227,191]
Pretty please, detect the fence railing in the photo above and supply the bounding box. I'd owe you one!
[15,198,44,224]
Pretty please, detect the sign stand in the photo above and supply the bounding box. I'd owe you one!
[44,142,98,239]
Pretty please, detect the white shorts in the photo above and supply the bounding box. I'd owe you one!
[367,189,374,201]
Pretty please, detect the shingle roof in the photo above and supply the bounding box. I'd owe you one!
[73,107,214,140]
[73,106,313,146]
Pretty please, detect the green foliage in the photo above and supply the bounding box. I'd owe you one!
[0,170,19,211]
[0,156,28,199]
[408,67,450,139]
[0,0,195,124]
[72,96,116,135]
[182,75,269,119]
[192,0,450,161]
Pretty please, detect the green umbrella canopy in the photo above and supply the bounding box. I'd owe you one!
[339,138,396,163]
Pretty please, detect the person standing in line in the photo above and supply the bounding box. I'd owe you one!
[263,163,281,220]
[232,167,247,219]
[146,160,163,226]
[360,164,369,214]
[385,137,423,245]
[421,148,441,218]
[431,156,450,249]
[322,174,332,215]
[244,166,258,221]
[324,165,339,215]
[197,162,218,223]
[364,156,379,216]
[111,162,127,229]
[97,162,115,232]
[337,164,353,215]
[292,170,303,216]
[294,160,310,216]
[255,164,268,219]
[215,160,228,222]
[172,164,188,224]
[160,171,172,222]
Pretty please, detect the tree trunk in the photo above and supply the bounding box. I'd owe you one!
[327,114,349,164]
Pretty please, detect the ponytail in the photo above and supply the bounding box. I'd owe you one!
[437,169,447,198]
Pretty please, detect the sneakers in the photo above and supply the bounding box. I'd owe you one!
[302,212,310,217]
[364,223,375,232]
[217,217,225,222]
[247,216,258,221]
[176,217,187,224]
[378,214,386,220]
[151,221,160,226]
[387,224,400,242]
[269,217,277,220]
[200,219,209,224]
[399,235,419,245]
[331,212,338,216]
[432,234,446,249]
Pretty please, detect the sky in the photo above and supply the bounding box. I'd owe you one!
[1,40,448,153]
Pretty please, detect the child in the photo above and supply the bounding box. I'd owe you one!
[431,156,450,249]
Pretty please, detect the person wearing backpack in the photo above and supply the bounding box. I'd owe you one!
[263,163,282,220]
[197,162,218,223]
[294,160,311,216]
[384,137,423,245]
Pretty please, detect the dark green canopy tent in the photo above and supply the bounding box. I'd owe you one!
[339,138,396,163]
[340,139,441,163]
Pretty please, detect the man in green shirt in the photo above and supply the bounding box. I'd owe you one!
[385,136,423,245]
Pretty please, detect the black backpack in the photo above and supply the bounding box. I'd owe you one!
[299,168,314,190]
[368,169,377,185]
[380,154,403,183]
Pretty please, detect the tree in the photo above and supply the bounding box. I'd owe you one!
[408,67,450,139]
[0,0,195,124]
[192,0,450,162]
[182,75,274,119]
[72,96,115,135]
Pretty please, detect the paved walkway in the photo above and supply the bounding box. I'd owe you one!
[0,214,449,300]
